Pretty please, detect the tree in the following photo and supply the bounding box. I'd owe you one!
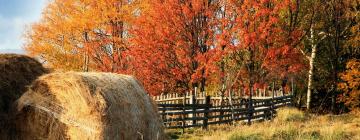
[337,0,360,110]
[24,0,85,71]
[25,0,357,106]
[226,0,304,97]
[338,59,360,109]
[25,0,137,72]
[129,0,304,95]
[129,0,219,95]
[297,0,357,112]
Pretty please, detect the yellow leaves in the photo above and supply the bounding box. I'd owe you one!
[338,59,360,109]
[341,60,360,89]
[25,0,141,72]
[344,0,360,49]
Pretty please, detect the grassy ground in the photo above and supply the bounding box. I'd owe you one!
[166,108,360,140]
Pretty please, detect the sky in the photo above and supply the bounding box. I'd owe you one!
[0,0,47,54]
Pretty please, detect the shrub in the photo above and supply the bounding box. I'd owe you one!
[338,59,360,110]
[275,107,306,122]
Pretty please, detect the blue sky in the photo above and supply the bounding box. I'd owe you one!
[0,0,47,54]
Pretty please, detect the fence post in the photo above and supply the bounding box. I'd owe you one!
[203,96,210,130]
[175,93,179,104]
[291,78,295,106]
[247,87,253,125]
[229,90,235,125]
[291,79,294,96]
[219,91,224,122]
[188,91,192,125]
[271,82,275,118]
[160,94,166,124]
[264,87,267,97]
[182,93,186,133]
[265,99,270,120]
[191,90,197,125]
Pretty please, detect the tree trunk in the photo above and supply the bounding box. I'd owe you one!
[306,27,316,110]
[247,48,254,125]
[220,45,226,97]
[84,52,89,72]
[83,32,90,72]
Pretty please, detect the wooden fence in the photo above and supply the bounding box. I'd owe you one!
[153,88,293,130]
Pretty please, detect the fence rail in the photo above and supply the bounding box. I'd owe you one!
[153,88,293,130]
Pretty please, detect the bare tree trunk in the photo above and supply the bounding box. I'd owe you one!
[306,27,316,110]
[84,52,89,72]
[83,32,90,72]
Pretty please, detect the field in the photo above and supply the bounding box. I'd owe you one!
[166,108,360,140]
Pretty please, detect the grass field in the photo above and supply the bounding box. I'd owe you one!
[166,108,360,140]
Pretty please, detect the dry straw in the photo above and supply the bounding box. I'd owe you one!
[0,54,47,138]
[15,72,165,140]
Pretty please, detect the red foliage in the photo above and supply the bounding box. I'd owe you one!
[128,0,305,95]
[233,0,304,83]
[129,0,217,95]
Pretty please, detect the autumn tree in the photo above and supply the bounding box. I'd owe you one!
[297,0,330,110]
[24,0,358,107]
[337,0,360,110]
[296,0,357,112]
[129,0,219,95]
[24,0,85,71]
[217,0,304,99]
[25,0,138,72]
[338,59,360,109]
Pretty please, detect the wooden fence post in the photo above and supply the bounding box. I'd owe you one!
[229,90,235,125]
[264,87,267,97]
[175,93,179,104]
[291,79,294,96]
[219,91,224,122]
[191,91,196,125]
[203,96,210,130]
[161,94,166,124]
[291,78,295,106]
[247,87,253,125]
[271,82,276,118]
[182,93,186,133]
[265,99,271,120]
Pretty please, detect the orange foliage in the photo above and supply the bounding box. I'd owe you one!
[228,0,304,88]
[24,0,138,72]
[129,0,218,95]
[338,59,360,109]
[25,0,305,95]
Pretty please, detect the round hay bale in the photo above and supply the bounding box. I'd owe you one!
[15,72,165,140]
[0,54,47,138]
[0,54,47,113]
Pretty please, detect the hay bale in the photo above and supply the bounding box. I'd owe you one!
[0,54,47,138]
[15,72,165,140]
[0,54,47,113]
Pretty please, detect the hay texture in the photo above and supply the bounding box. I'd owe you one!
[0,54,47,114]
[15,72,165,140]
[0,54,47,138]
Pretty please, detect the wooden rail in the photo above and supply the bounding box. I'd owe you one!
[154,92,292,130]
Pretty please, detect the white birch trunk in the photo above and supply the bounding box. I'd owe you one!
[306,27,317,110]
[83,51,89,72]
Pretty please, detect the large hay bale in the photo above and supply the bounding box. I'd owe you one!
[0,54,47,114]
[15,72,165,140]
[0,54,47,138]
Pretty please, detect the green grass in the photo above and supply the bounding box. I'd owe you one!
[165,108,360,140]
